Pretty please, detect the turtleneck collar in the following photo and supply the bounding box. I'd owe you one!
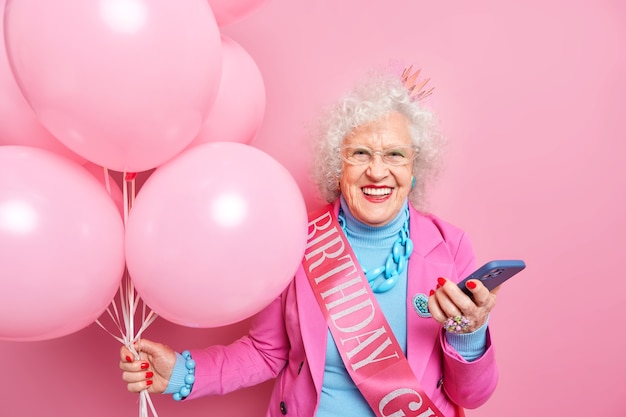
[339,195,409,248]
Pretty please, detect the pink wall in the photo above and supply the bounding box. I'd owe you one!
[1,0,624,416]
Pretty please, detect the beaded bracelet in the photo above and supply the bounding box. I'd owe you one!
[172,350,196,401]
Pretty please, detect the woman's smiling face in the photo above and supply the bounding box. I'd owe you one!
[339,111,415,227]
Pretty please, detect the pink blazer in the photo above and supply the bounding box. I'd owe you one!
[188,203,498,416]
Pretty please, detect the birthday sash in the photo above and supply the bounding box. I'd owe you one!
[302,206,444,417]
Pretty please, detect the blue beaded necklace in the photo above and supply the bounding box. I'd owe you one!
[337,204,413,293]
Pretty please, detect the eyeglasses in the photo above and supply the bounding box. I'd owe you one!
[339,145,418,166]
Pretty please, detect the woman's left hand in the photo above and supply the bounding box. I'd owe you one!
[427,277,497,332]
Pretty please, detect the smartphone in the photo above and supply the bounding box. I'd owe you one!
[458,260,526,297]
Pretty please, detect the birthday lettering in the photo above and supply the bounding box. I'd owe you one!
[313,254,357,285]
[303,208,443,417]
[306,210,333,239]
[316,265,399,370]
[305,211,400,373]
[305,230,345,272]
[379,388,435,417]
[340,326,399,371]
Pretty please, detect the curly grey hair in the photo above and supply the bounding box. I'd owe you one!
[311,70,444,210]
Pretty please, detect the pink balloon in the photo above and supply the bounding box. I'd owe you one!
[0,146,125,341]
[207,0,269,26]
[187,35,266,148]
[125,142,308,327]
[0,0,83,163]
[3,0,223,172]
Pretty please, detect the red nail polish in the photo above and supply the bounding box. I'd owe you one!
[146,380,153,386]
[437,277,446,287]
[140,362,149,370]
[125,355,132,363]
[429,289,435,296]
[466,281,477,290]
[146,371,154,378]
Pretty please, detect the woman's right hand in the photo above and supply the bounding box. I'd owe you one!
[119,339,177,394]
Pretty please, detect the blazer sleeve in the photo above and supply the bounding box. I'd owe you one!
[186,291,291,399]
[440,230,499,409]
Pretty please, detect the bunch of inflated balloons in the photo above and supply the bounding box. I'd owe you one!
[0,0,308,341]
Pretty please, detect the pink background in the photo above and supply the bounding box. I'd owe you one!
[1,0,624,416]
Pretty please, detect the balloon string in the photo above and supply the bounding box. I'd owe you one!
[95,171,159,417]
[103,166,112,196]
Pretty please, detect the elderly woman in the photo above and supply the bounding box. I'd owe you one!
[120,70,499,417]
